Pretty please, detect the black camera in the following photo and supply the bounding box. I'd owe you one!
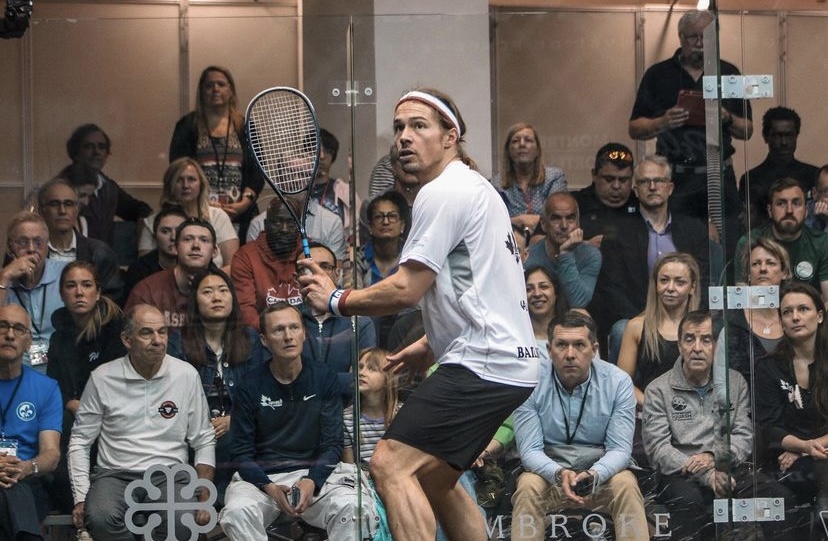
[2,0,32,39]
[572,473,594,497]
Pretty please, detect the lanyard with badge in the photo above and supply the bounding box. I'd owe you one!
[12,286,48,366]
[554,365,593,445]
[0,370,24,457]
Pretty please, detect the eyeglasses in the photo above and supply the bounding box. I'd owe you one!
[602,150,634,164]
[635,177,670,187]
[43,199,78,210]
[372,212,401,224]
[11,237,45,249]
[0,321,30,338]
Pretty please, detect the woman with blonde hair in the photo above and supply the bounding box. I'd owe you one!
[491,122,566,232]
[618,252,701,408]
[137,157,238,268]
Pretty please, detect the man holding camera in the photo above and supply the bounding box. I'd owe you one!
[512,311,648,541]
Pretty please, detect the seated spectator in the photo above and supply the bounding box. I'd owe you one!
[643,310,800,541]
[68,304,215,540]
[357,190,409,287]
[0,305,62,540]
[37,178,123,303]
[126,218,217,328]
[301,242,375,400]
[138,157,238,269]
[167,267,265,504]
[219,303,376,541]
[735,176,828,299]
[308,128,361,238]
[573,143,639,247]
[512,311,648,541]
[169,65,263,242]
[590,155,710,360]
[361,145,423,246]
[524,192,601,308]
[0,212,68,373]
[525,266,569,352]
[805,164,828,232]
[246,197,347,262]
[618,252,701,409]
[714,237,790,385]
[232,197,304,330]
[46,261,126,513]
[491,123,567,233]
[756,283,828,512]
[741,106,818,229]
[58,124,153,245]
[123,204,188,300]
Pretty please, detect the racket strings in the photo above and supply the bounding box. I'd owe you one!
[248,92,319,194]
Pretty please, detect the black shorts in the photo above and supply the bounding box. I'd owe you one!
[383,363,534,470]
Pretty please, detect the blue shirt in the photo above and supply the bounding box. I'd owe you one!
[645,214,677,273]
[524,242,601,308]
[0,365,62,460]
[514,357,635,485]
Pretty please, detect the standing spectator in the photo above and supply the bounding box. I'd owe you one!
[167,268,265,504]
[46,261,126,513]
[629,10,751,227]
[0,305,62,540]
[58,124,153,245]
[524,192,601,308]
[37,179,123,303]
[511,311,648,541]
[138,158,238,270]
[0,212,68,373]
[741,107,818,229]
[68,304,215,540]
[169,65,263,241]
[492,123,566,233]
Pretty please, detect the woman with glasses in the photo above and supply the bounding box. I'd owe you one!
[491,123,567,235]
[358,190,409,287]
[167,267,264,505]
[756,282,828,521]
[169,65,263,241]
[46,261,126,513]
[137,157,239,270]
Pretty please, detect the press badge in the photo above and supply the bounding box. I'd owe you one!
[0,438,18,457]
[28,341,48,367]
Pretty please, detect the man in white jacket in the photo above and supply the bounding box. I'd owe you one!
[68,304,216,541]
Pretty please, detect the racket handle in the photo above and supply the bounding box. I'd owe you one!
[299,238,313,276]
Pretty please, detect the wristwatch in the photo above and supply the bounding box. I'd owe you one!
[30,458,39,475]
[554,469,564,486]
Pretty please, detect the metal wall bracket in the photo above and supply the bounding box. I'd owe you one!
[327,81,376,106]
[708,286,779,310]
[702,75,774,100]
[713,497,785,523]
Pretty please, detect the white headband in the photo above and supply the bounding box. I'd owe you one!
[397,91,463,135]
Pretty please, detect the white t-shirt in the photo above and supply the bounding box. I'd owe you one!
[401,161,539,387]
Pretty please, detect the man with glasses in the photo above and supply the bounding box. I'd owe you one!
[37,178,123,303]
[232,197,305,330]
[524,192,601,308]
[573,143,639,248]
[589,155,710,360]
[629,10,751,243]
[0,304,62,540]
[300,242,376,401]
[0,212,68,373]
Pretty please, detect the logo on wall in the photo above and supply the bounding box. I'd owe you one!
[158,401,179,419]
